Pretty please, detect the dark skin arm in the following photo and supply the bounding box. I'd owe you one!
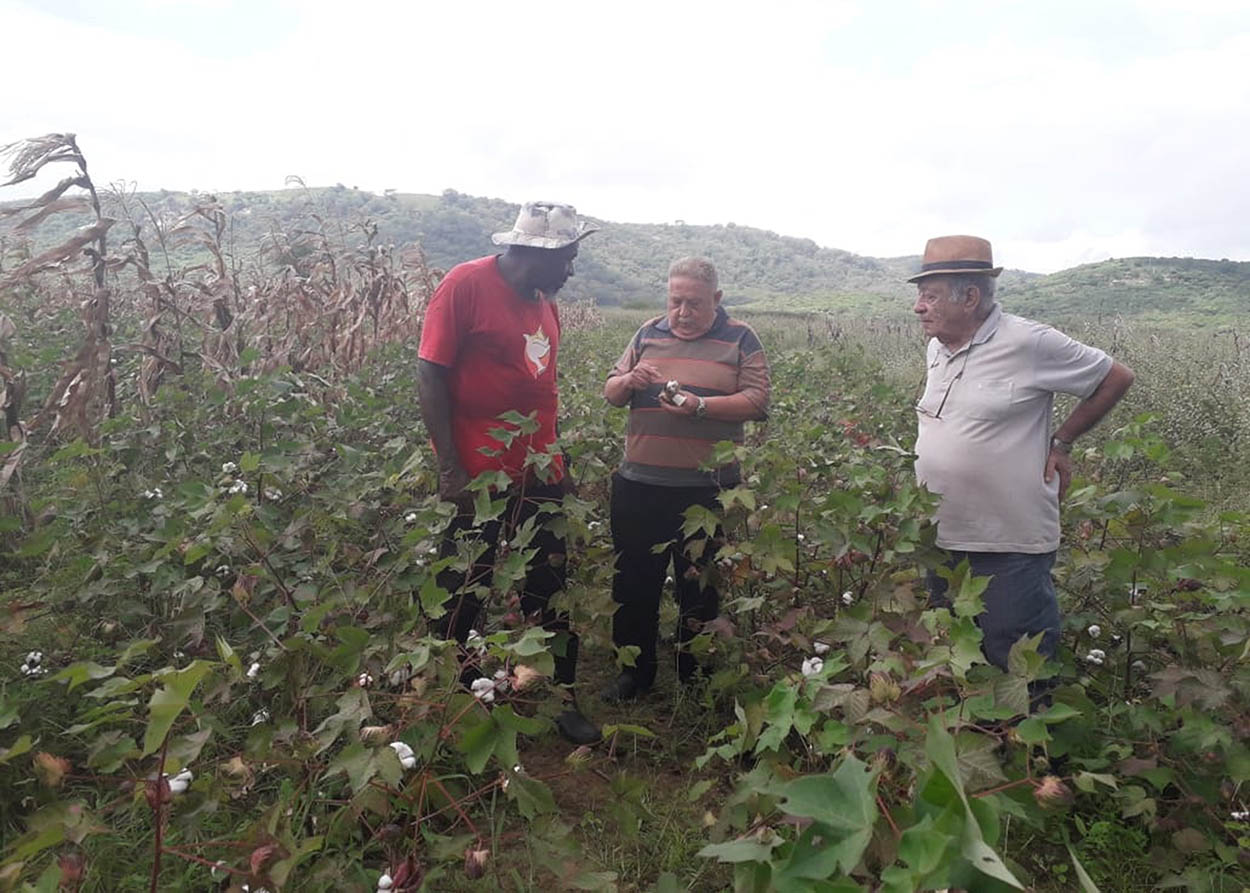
[1045,360,1135,500]
[417,358,470,502]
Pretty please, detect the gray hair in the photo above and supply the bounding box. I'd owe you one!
[668,256,718,291]
[946,273,996,313]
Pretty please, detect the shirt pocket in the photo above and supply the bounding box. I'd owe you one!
[961,379,1014,420]
[915,374,951,417]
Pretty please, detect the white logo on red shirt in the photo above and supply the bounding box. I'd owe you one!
[522,326,550,377]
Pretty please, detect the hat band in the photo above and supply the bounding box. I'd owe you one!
[920,259,994,272]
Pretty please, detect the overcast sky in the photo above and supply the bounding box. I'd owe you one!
[2,0,1248,273]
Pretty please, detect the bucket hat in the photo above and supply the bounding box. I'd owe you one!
[491,201,599,250]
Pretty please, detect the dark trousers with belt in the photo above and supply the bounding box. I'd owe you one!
[925,550,1061,670]
[609,472,721,689]
[434,480,577,685]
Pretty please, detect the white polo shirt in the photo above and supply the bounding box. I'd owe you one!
[914,304,1112,553]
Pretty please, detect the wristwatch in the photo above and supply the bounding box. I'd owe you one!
[694,396,708,419]
[1050,435,1073,453]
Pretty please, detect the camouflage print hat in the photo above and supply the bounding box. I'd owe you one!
[491,201,600,250]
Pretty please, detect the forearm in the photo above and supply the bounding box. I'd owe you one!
[702,390,768,422]
[603,373,634,407]
[416,359,462,470]
[1055,361,1135,444]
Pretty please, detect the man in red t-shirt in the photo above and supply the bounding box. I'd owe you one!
[417,201,599,745]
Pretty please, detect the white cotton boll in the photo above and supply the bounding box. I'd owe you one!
[1087,624,1102,638]
[377,872,394,891]
[797,534,805,542]
[357,672,374,688]
[388,741,416,770]
[222,461,238,474]
[251,709,270,726]
[166,768,193,795]
[841,591,855,606]
[801,657,823,677]
[813,641,830,655]
[1231,810,1249,821]
[246,662,261,680]
[404,512,418,524]
[228,480,248,495]
[26,651,41,665]
[215,564,231,577]
[471,677,496,702]
[665,575,674,586]
[466,630,487,656]
[492,668,510,693]
[1088,649,1106,661]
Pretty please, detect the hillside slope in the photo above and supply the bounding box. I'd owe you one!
[3,186,1245,320]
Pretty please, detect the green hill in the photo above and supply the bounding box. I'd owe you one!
[3,186,1246,321]
[1007,256,1250,322]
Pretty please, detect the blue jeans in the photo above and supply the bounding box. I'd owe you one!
[926,550,1060,671]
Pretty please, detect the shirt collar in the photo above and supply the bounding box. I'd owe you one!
[938,302,1001,358]
[655,305,729,336]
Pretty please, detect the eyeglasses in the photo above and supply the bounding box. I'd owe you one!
[914,347,973,420]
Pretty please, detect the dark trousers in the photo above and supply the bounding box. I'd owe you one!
[925,550,1061,671]
[434,481,577,685]
[609,472,721,689]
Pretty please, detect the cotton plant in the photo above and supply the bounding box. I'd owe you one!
[465,629,487,657]
[165,768,193,795]
[388,741,416,770]
[470,677,497,703]
[19,651,46,678]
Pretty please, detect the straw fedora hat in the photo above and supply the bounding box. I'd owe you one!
[492,201,599,250]
[907,235,1003,283]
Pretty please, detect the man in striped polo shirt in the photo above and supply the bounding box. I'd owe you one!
[601,257,770,701]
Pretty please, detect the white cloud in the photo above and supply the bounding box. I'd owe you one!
[2,0,1248,273]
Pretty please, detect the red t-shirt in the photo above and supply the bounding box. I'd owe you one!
[418,255,564,483]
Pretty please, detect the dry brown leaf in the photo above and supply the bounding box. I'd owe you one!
[2,219,115,282]
[15,196,93,232]
[0,133,84,187]
[33,752,72,788]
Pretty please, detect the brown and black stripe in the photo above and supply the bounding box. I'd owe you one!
[609,307,770,487]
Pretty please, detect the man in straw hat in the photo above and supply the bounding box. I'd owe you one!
[417,201,600,744]
[910,235,1134,673]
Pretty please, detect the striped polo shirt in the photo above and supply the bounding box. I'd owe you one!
[609,307,770,487]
